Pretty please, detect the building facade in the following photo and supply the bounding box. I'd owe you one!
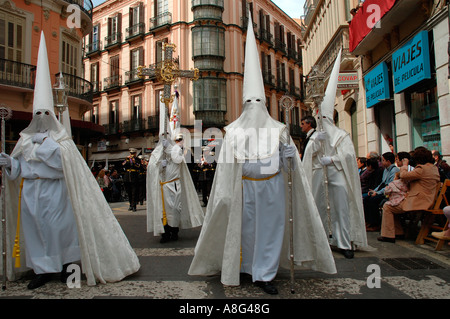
[0,0,98,156]
[83,0,305,165]
[302,0,367,157]
[350,0,449,159]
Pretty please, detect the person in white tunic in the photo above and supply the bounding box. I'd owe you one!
[188,14,336,295]
[146,118,203,244]
[0,32,140,289]
[302,50,368,259]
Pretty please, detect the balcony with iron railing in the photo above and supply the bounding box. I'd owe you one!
[125,69,144,85]
[303,0,319,26]
[276,79,288,92]
[57,72,93,104]
[274,38,286,55]
[103,75,122,90]
[64,0,93,21]
[150,12,172,31]
[262,71,275,87]
[0,59,93,105]
[122,118,146,133]
[85,40,101,56]
[126,22,145,41]
[104,32,122,50]
[103,123,121,135]
[0,58,35,90]
[259,29,273,46]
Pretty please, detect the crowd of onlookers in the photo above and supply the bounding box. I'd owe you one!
[358,147,450,244]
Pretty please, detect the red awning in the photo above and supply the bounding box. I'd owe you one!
[349,0,397,52]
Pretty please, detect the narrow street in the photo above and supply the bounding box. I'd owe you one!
[1,199,450,303]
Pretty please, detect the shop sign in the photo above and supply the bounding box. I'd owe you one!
[337,72,359,89]
[364,62,390,108]
[392,30,431,93]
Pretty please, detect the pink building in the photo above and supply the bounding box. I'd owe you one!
[83,0,305,165]
[0,0,99,157]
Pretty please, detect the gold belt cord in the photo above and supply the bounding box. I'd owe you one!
[159,178,180,226]
[12,178,24,268]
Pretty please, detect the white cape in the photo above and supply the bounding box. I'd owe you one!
[146,140,204,236]
[188,129,337,286]
[302,127,368,248]
[1,136,140,286]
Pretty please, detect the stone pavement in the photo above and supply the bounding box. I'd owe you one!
[1,199,450,303]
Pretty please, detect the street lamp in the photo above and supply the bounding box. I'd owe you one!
[305,65,325,114]
[53,72,68,120]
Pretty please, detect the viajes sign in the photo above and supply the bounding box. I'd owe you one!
[392,31,432,93]
[364,62,390,108]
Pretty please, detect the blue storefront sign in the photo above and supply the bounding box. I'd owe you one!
[364,62,390,108]
[392,30,431,93]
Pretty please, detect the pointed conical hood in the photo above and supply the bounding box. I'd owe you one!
[33,32,55,115]
[223,12,285,161]
[320,48,342,120]
[242,13,265,104]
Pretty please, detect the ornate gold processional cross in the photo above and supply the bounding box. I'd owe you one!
[137,43,199,140]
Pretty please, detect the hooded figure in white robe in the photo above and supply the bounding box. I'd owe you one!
[146,95,204,243]
[0,32,140,288]
[188,15,336,294]
[302,50,368,258]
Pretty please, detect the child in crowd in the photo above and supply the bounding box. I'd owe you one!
[384,172,409,207]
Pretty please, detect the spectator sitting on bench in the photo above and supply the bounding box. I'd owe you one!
[378,147,440,243]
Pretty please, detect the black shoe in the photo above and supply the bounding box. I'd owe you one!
[342,249,354,259]
[132,206,137,212]
[255,281,278,295]
[128,206,133,211]
[171,227,179,241]
[160,233,171,243]
[377,236,396,243]
[60,263,73,283]
[27,274,52,290]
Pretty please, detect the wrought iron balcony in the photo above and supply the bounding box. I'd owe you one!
[150,12,172,31]
[125,69,144,84]
[122,118,146,132]
[85,40,101,56]
[57,72,93,104]
[104,32,122,49]
[126,22,145,40]
[147,115,159,130]
[103,123,120,135]
[276,79,288,92]
[259,29,273,46]
[103,75,122,90]
[194,111,226,127]
[274,38,286,54]
[262,71,275,87]
[64,0,93,20]
[0,58,35,90]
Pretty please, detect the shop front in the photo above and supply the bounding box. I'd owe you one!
[363,29,441,155]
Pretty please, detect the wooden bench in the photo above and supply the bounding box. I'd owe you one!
[414,179,450,250]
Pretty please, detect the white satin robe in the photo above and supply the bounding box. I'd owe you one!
[241,150,285,282]
[5,138,80,274]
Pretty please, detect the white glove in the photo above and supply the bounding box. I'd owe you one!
[32,132,48,144]
[315,131,327,141]
[160,159,167,168]
[162,139,169,148]
[283,144,297,159]
[319,156,333,166]
[0,153,11,168]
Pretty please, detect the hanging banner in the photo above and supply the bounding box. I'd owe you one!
[392,30,432,93]
[364,62,390,108]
